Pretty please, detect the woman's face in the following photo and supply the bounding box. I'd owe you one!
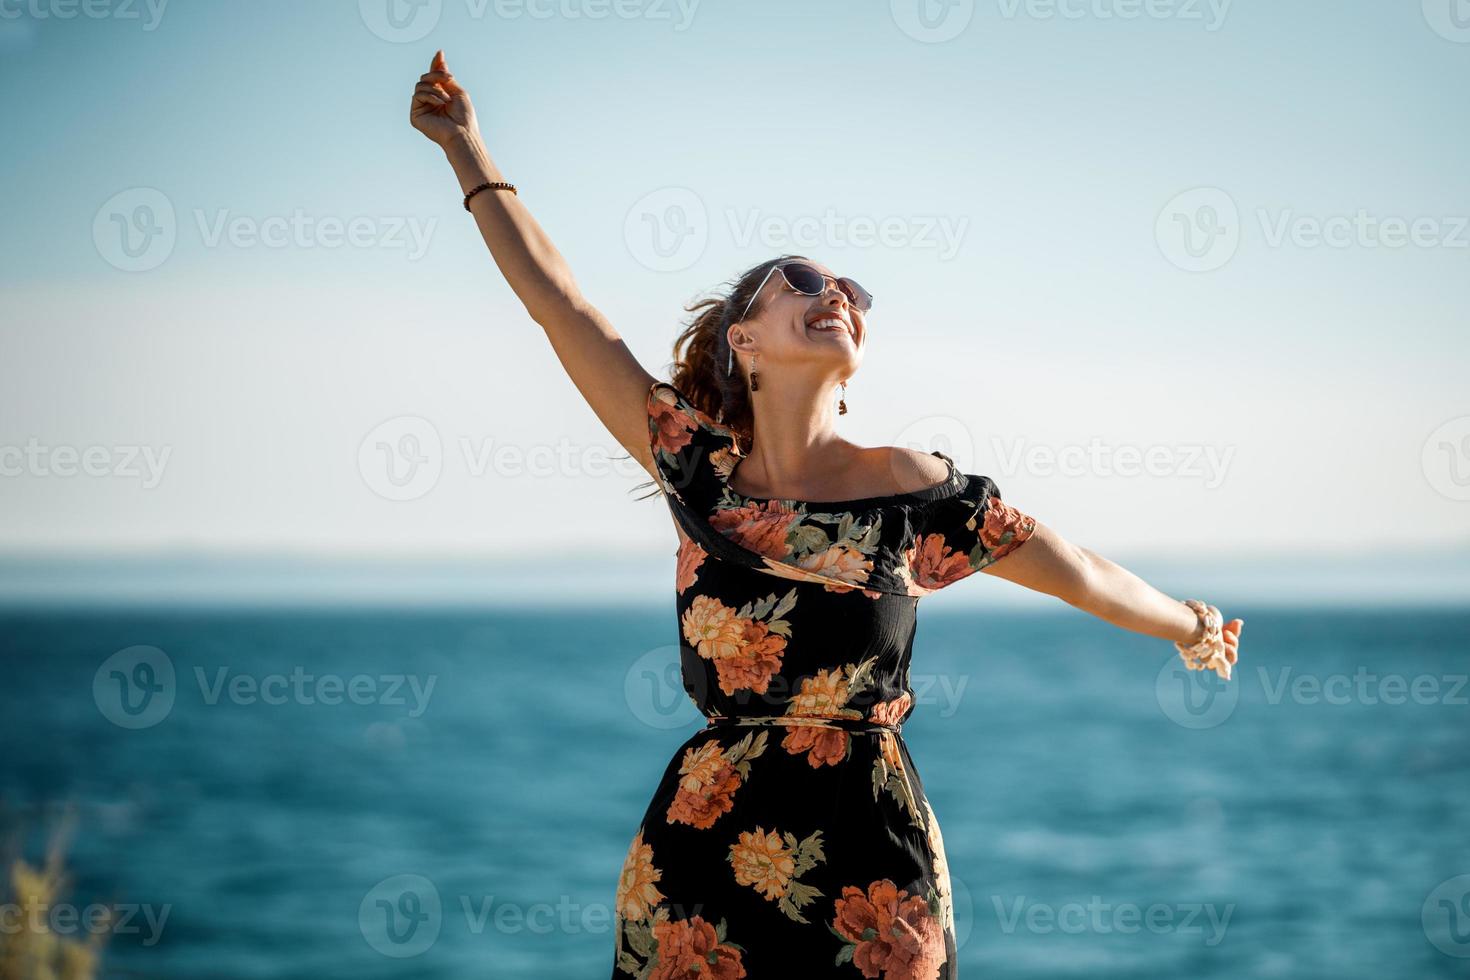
[738,260,866,377]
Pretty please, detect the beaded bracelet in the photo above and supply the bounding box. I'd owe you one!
[1175,599,1232,680]
[463,181,517,211]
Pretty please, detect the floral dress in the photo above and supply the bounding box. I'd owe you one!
[612,380,1037,980]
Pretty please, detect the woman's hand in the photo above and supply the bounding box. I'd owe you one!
[1220,617,1243,672]
[1181,604,1242,680]
[410,49,479,148]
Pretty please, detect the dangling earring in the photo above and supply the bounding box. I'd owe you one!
[750,353,760,392]
[726,345,733,375]
[838,380,847,415]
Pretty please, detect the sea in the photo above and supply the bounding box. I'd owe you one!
[2,606,1467,978]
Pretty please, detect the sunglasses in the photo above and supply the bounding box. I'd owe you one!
[738,261,874,323]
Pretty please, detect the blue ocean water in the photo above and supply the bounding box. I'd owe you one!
[2,607,1467,978]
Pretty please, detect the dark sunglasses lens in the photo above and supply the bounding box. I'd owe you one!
[780,263,827,295]
[839,278,873,312]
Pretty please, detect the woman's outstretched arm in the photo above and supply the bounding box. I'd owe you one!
[410,50,658,478]
[982,522,1243,665]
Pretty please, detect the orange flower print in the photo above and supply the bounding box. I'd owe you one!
[675,535,706,595]
[782,724,848,769]
[682,595,745,662]
[721,619,788,695]
[615,828,666,923]
[794,540,877,594]
[666,741,741,829]
[666,730,768,830]
[612,829,669,974]
[903,533,972,594]
[648,915,747,980]
[729,827,793,900]
[868,692,913,729]
[712,496,887,596]
[977,496,1036,561]
[649,402,695,498]
[681,591,796,696]
[649,388,697,455]
[830,879,947,980]
[728,825,827,923]
[650,384,735,453]
[780,666,869,768]
[710,499,800,560]
[788,666,851,715]
[758,556,883,599]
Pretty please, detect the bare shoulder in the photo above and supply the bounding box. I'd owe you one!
[864,444,954,494]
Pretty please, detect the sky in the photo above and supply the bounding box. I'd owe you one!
[0,0,1467,602]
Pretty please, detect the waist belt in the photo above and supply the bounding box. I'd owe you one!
[704,713,901,735]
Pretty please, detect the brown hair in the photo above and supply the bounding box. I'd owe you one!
[631,253,811,501]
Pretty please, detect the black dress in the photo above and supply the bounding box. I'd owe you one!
[611,381,1037,980]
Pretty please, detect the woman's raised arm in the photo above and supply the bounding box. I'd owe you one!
[981,522,1243,670]
[410,50,658,479]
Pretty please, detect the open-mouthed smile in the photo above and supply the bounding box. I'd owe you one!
[805,314,853,339]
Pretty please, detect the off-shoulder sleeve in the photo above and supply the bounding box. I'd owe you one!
[647,380,742,509]
[904,473,1037,593]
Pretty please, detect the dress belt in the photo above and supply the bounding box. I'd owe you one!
[704,713,901,735]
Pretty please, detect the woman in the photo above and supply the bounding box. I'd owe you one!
[410,51,1242,979]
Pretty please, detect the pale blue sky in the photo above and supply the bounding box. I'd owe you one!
[1,0,1467,598]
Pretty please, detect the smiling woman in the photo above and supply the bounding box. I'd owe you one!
[409,49,1241,978]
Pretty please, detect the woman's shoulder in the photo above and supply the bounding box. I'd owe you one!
[879,445,955,496]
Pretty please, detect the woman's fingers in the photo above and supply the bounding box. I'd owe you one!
[413,84,450,105]
[418,71,463,101]
[1222,619,1242,664]
[426,51,465,93]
